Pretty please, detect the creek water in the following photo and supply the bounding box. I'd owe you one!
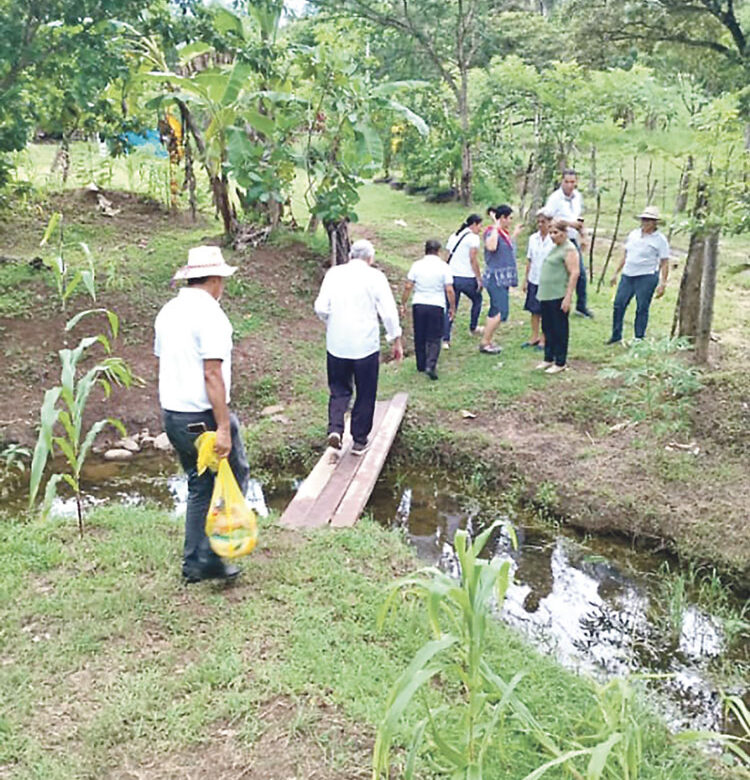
[8,452,747,736]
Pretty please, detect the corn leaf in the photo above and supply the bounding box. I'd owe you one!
[28,388,61,508]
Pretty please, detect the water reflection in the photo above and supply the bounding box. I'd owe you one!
[367,472,746,734]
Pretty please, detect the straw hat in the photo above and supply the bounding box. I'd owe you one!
[173,246,238,281]
[637,205,661,221]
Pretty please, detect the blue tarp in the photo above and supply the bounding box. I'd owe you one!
[122,129,167,157]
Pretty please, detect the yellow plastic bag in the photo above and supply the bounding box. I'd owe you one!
[195,432,258,559]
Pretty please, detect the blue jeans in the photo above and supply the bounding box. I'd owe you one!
[443,276,483,342]
[572,240,588,314]
[611,272,659,341]
[163,409,250,577]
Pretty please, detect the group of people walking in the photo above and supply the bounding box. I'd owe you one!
[153,167,671,583]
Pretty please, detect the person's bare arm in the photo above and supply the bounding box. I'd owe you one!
[656,258,669,298]
[523,259,531,292]
[469,246,482,289]
[445,283,456,321]
[400,280,414,310]
[561,249,580,313]
[485,229,498,252]
[610,250,627,286]
[204,359,231,458]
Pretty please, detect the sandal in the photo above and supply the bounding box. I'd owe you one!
[521,340,540,349]
[479,344,502,354]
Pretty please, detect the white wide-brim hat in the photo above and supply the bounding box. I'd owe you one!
[637,205,661,221]
[173,246,238,281]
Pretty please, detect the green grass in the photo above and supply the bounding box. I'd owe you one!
[0,506,726,779]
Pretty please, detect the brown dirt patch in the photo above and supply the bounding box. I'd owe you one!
[0,192,325,450]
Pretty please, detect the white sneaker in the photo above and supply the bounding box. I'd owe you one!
[545,364,568,374]
[442,341,450,350]
[535,361,554,370]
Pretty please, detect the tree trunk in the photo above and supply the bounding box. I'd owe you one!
[307,214,319,234]
[695,228,719,362]
[676,182,708,339]
[589,145,597,195]
[212,173,238,238]
[325,219,350,266]
[458,70,472,206]
[675,155,693,213]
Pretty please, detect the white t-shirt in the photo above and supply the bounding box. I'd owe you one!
[445,229,481,278]
[407,254,453,309]
[526,232,553,286]
[154,287,233,412]
[623,228,670,277]
[314,259,402,360]
[545,187,584,242]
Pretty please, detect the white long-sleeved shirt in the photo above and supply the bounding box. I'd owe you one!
[545,187,584,242]
[314,259,402,359]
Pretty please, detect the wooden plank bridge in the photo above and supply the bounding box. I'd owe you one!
[279,392,408,530]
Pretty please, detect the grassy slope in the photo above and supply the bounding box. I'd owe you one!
[0,508,723,779]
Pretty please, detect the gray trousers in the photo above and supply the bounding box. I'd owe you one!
[162,409,250,576]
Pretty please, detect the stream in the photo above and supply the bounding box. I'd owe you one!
[6,452,747,736]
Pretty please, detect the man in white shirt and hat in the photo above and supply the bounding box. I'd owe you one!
[608,205,670,344]
[314,239,403,455]
[154,245,249,583]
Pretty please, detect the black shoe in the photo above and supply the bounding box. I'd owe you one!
[574,309,595,319]
[606,337,621,345]
[351,439,370,456]
[426,369,438,380]
[183,562,241,584]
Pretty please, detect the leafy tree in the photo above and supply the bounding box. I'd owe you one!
[0,0,162,183]
[306,0,500,205]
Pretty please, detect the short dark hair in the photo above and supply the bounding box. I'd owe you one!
[425,239,441,254]
[562,168,578,178]
[187,276,212,286]
[494,204,513,219]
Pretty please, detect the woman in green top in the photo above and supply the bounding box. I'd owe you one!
[536,219,580,374]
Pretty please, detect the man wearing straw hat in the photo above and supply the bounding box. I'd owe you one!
[154,245,250,583]
[607,205,671,344]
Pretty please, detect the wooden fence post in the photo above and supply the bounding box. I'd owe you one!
[597,179,628,292]
[588,191,601,283]
[673,180,708,339]
[695,228,719,363]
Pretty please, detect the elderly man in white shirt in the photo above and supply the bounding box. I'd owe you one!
[608,206,670,344]
[545,168,593,318]
[154,246,249,584]
[314,239,403,454]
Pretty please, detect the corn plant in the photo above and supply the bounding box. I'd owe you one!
[39,212,96,311]
[28,309,134,535]
[373,521,527,780]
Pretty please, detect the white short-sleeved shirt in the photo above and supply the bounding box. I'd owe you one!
[526,231,553,286]
[407,254,453,309]
[545,187,584,242]
[154,287,233,412]
[314,259,402,360]
[623,228,670,277]
[445,229,481,278]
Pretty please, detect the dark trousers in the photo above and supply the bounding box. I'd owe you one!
[163,409,250,576]
[572,240,588,313]
[413,303,443,372]
[443,276,482,342]
[611,272,659,341]
[540,299,570,367]
[327,350,379,445]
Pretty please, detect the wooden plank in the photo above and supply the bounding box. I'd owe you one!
[279,420,352,529]
[304,401,389,526]
[330,392,408,528]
